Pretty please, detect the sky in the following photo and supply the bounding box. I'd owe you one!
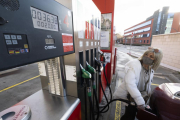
[114,0,180,34]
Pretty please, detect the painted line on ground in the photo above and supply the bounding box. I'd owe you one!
[151,83,159,86]
[0,75,40,93]
[114,101,121,120]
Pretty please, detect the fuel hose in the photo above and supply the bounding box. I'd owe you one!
[103,63,112,101]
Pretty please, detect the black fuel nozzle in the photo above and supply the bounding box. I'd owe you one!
[94,57,102,67]
[95,57,103,73]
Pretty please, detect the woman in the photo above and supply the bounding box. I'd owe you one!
[113,47,163,120]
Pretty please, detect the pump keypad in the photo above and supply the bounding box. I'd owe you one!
[4,34,29,55]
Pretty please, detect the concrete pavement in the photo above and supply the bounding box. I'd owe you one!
[115,44,180,82]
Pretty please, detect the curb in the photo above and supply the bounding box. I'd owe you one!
[127,53,139,58]
[154,73,180,83]
[167,74,180,83]
[0,68,19,75]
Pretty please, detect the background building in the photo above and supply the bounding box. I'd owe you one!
[123,6,180,45]
[165,12,180,33]
[147,7,169,35]
[123,19,154,45]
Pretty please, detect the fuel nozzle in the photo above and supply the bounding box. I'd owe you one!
[98,49,105,62]
[98,49,104,56]
[95,58,103,72]
[86,61,96,74]
[80,64,92,79]
[95,58,102,66]
[86,61,96,89]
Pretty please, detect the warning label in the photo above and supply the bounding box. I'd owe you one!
[62,33,74,52]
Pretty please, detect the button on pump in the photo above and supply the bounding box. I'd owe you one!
[4,35,11,39]
[6,40,12,45]
[11,35,16,39]
[12,40,18,45]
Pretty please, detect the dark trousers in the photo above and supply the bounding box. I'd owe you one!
[121,105,137,120]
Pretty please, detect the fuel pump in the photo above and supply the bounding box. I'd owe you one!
[80,64,95,120]
[0,0,82,120]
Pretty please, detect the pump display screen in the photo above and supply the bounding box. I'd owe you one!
[30,7,59,31]
[45,39,55,44]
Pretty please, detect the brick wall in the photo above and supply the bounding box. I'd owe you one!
[151,33,180,72]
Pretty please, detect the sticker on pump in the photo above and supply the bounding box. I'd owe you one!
[24,44,28,48]
[9,50,14,54]
[25,49,29,53]
[15,50,20,54]
[20,49,25,53]
[62,33,74,52]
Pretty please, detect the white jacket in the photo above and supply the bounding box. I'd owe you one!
[113,59,154,105]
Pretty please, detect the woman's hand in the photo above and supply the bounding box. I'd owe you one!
[137,104,145,110]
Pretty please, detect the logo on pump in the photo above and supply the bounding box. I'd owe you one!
[45,45,56,50]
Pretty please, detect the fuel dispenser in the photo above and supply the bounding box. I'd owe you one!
[62,0,101,120]
[0,0,81,120]
[0,0,102,119]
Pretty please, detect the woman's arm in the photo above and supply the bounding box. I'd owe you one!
[124,69,145,106]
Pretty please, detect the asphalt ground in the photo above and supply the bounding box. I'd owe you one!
[0,63,41,111]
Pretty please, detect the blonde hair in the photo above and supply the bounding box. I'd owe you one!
[138,47,163,71]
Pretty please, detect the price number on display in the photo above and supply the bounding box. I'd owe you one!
[30,7,59,31]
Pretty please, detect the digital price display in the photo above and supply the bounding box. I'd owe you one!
[45,39,55,44]
[30,7,59,31]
